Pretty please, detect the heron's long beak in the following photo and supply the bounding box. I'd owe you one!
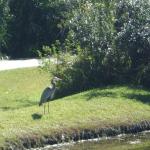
[55,77,62,81]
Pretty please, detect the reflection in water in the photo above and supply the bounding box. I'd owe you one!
[33,131,150,150]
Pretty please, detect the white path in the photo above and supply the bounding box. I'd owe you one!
[0,59,41,71]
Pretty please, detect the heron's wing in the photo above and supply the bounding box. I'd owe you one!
[39,87,52,105]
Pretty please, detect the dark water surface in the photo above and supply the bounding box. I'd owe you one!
[34,131,150,150]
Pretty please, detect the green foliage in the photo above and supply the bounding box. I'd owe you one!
[0,0,9,52]
[0,0,149,91]
[69,0,117,82]
[40,41,78,96]
[41,0,150,96]
[6,0,72,58]
[41,0,117,96]
[115,0,150,84]
[138,63,150,88]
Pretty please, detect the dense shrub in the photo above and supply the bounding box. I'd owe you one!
[140,64,150,88]
[115,0,150,84]
[41,0,117,96]
[41,0,150,97]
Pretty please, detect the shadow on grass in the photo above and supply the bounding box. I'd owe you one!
[85,91,117,101]
[0,106,14,111]
[0,99,37,111]
[85,85,150,105]
[32,113,42,120]
[0,98,37,111]
[124,94,150,105]
[15,98,37,107]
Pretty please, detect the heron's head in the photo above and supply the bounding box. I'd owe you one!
[51,76,62,84]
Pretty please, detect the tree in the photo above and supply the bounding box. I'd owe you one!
[6,0,71,58]
[0,0,9,54]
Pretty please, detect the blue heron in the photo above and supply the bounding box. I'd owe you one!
[39,77,62,114]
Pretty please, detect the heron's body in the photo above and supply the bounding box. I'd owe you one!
[39,77,61,114]
[39,85,56,106]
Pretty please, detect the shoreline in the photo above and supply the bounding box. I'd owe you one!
[1,120,150,150]
[31,130,150,150]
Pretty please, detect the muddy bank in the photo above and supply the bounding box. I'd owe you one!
[1,120,150,150]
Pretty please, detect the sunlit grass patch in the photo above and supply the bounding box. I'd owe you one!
[0,68,150,148]
[0,68,50,110]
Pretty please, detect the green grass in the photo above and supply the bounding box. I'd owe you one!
[0,68,50,111]
[0,68,150,148]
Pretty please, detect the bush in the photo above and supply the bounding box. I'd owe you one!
[41,0,150,97]
[41,0,118,96]
[137,63,150,88]
[115,0,150,84]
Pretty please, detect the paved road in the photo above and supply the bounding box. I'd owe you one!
[0,59,41,71]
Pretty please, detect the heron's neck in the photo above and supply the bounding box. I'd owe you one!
[51,80,56,89]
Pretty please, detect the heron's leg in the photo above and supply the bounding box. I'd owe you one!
[44,104,45,114]
[48,102,49,113]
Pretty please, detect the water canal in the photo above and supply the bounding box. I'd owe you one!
[32,131,150,150]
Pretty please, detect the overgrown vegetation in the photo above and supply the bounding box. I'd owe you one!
[41,0,150,96]
[0,0,150,93]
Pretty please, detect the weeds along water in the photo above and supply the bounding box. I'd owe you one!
[29,131,150,150]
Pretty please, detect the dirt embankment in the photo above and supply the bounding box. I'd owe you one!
[1,120,150,150]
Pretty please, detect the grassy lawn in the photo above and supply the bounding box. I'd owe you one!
[0,68,150,148]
